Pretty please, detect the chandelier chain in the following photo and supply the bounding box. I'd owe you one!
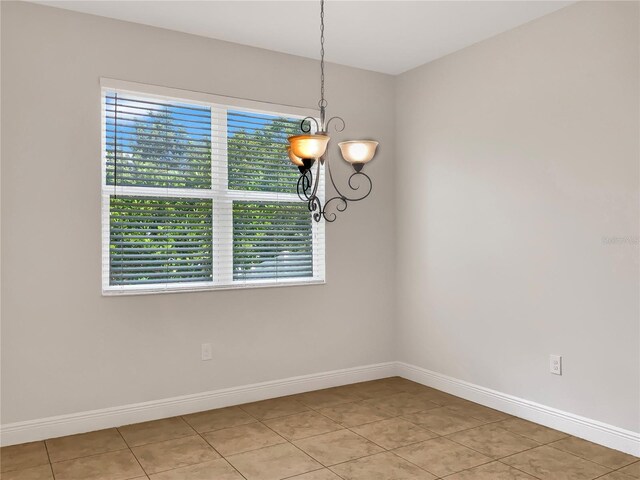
[319,0,327,110]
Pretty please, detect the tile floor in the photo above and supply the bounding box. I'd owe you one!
[1,377,638,480]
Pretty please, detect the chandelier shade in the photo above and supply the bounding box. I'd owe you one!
[288,134,330,160]
[338,140,379,165]
[287,146,304,167]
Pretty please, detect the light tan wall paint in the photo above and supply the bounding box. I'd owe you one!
[0,1,396,423]
[396,1,639,431]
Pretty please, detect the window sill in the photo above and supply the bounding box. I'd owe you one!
[102,279,326,296]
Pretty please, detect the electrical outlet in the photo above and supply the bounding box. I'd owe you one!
[550,354,562,375]
[201,343,212,361]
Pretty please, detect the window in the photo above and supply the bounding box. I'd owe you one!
[101,79,325,294]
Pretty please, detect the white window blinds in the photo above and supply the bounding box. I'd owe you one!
[109,197,214,286]
[101,79,325,295]
[105,95,212,189]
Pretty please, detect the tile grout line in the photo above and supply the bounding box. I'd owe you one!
[497,444,615,477]
[110,426,150,478]
[544,440,638,471]
[41,437,56,480]
[341,427,447,478]
[495,459,545,480]
[127,441,148,480]
[591,459,640,479]
[443,438,546,479]
[112,426,150,480]
[493,442,612,480]
[382,419,502,478]
[115,419,230,479]
[238,407,339,479]
[190,417,251,480]
[45,446,132,465]
[437,423,602,480]
[272,395,351,471]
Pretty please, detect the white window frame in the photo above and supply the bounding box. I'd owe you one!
[101,78,325,295]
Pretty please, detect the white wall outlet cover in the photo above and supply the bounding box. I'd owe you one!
[550,354,562,375]
[201,343,212,361]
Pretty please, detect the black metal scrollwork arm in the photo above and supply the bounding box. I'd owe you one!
[326,157,372,203]
[300,117,319,134]
[295,153,373,223]
[308,196,323,223]
[321,196,347,222]
[296,169,313,201]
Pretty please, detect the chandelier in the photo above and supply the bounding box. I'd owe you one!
[287,0,379,222]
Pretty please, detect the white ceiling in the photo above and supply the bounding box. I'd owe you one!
[34,1,573,75]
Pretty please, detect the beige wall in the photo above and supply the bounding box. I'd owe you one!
[396,1,639,432]
[0,1,396,424]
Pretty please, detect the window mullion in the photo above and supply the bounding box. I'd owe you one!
[102,185,215,199]
[224,189,299,203]
[212,107,233,284]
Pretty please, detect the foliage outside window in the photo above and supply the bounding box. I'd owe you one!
[102,82,325,294]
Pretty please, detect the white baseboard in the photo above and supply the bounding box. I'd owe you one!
[397,362,640,457]
[0,362,396,447]
[3,361,638,457]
